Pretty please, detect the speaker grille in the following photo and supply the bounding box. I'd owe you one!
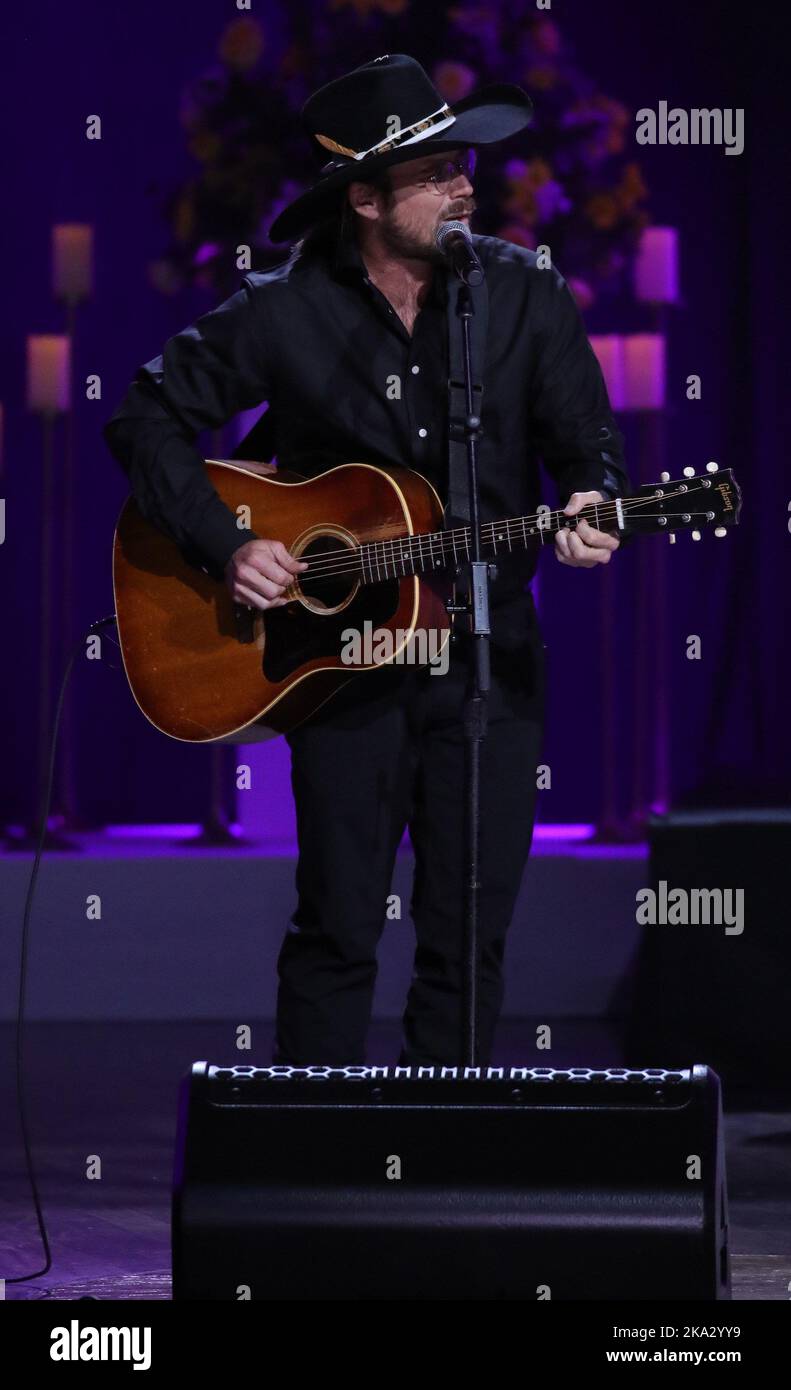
[204,1063,692,1083]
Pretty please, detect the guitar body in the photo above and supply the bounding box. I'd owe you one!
[113,456,741,745]
[113,460,451,743]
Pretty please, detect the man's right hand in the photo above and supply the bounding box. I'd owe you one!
[224,538,308,610]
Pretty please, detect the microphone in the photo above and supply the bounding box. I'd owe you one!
[435,220,484,287]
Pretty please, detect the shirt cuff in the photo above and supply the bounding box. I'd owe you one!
[559,463,621,505]
[186,496,260,576]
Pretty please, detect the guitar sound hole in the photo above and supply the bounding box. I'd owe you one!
[297,534,359,613]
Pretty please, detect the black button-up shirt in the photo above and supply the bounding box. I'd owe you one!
[104,223,629,649]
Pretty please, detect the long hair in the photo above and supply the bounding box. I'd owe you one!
[289,168,393,265]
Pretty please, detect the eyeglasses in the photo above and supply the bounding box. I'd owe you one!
[416,149,477,194]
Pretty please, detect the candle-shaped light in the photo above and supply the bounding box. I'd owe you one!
[588,334,626,411]
[634,226,680,305]
[623,333,666,410]
[52,224,94,303]
[27,335,71,414]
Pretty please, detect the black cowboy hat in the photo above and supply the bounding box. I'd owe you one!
[268,53,533,243]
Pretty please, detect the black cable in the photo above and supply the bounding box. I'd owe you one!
[4,613,117,1286]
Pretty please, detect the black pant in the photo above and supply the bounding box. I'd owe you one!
[273,617,546,1068]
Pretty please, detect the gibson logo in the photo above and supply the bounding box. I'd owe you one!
[716,481,733,512]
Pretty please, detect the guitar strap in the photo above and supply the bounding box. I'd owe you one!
[444,272,489,533]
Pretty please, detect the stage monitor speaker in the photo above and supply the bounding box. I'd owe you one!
[625,810,791,1086]
[172,1061,730,1301]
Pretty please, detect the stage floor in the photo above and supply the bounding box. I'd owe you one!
[0,828,648,1022]
[1,1019,789,1301]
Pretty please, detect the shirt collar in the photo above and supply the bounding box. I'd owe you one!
[330,217,448,307]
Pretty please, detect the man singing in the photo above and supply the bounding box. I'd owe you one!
[104,54,627,1068]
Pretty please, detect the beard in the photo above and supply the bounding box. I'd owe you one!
[378,200,475,264]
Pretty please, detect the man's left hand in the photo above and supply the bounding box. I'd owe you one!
[554,491,620,568]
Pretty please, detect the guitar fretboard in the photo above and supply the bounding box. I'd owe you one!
[357,501,608,583]
[293,473,738,589]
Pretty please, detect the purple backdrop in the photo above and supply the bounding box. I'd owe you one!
[2,0,787,832]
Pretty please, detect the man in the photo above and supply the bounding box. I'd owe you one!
[104,55,627,1068]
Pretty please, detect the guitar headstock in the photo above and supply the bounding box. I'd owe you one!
[624,464,742,541]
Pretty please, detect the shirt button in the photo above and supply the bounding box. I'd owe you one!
[411,365,420,374]
[418,428,428,438]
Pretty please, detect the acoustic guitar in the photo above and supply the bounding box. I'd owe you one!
[112,458,741,743]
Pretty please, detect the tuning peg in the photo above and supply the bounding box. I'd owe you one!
[683,467,695,477]
[660,471,670,483]
[714,527,727,537]
[668,533,677,544]
[706,461,719,472]
[691,529,701,540]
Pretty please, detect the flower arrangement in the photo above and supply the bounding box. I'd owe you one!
[150,1,650,308]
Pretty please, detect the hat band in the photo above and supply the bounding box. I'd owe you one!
[315,102,456,163]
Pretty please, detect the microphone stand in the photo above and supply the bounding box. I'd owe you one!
[445,274,490,1068]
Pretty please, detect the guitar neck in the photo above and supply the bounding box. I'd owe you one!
[354,469,741,583]
[359,497,620,583]
[284,470,739,592]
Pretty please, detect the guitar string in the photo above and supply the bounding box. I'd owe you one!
[294,491,710,581]
[288,485,723,584]
[315,491,666,557]
[293,484,715,573]
[297,504,722,584]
